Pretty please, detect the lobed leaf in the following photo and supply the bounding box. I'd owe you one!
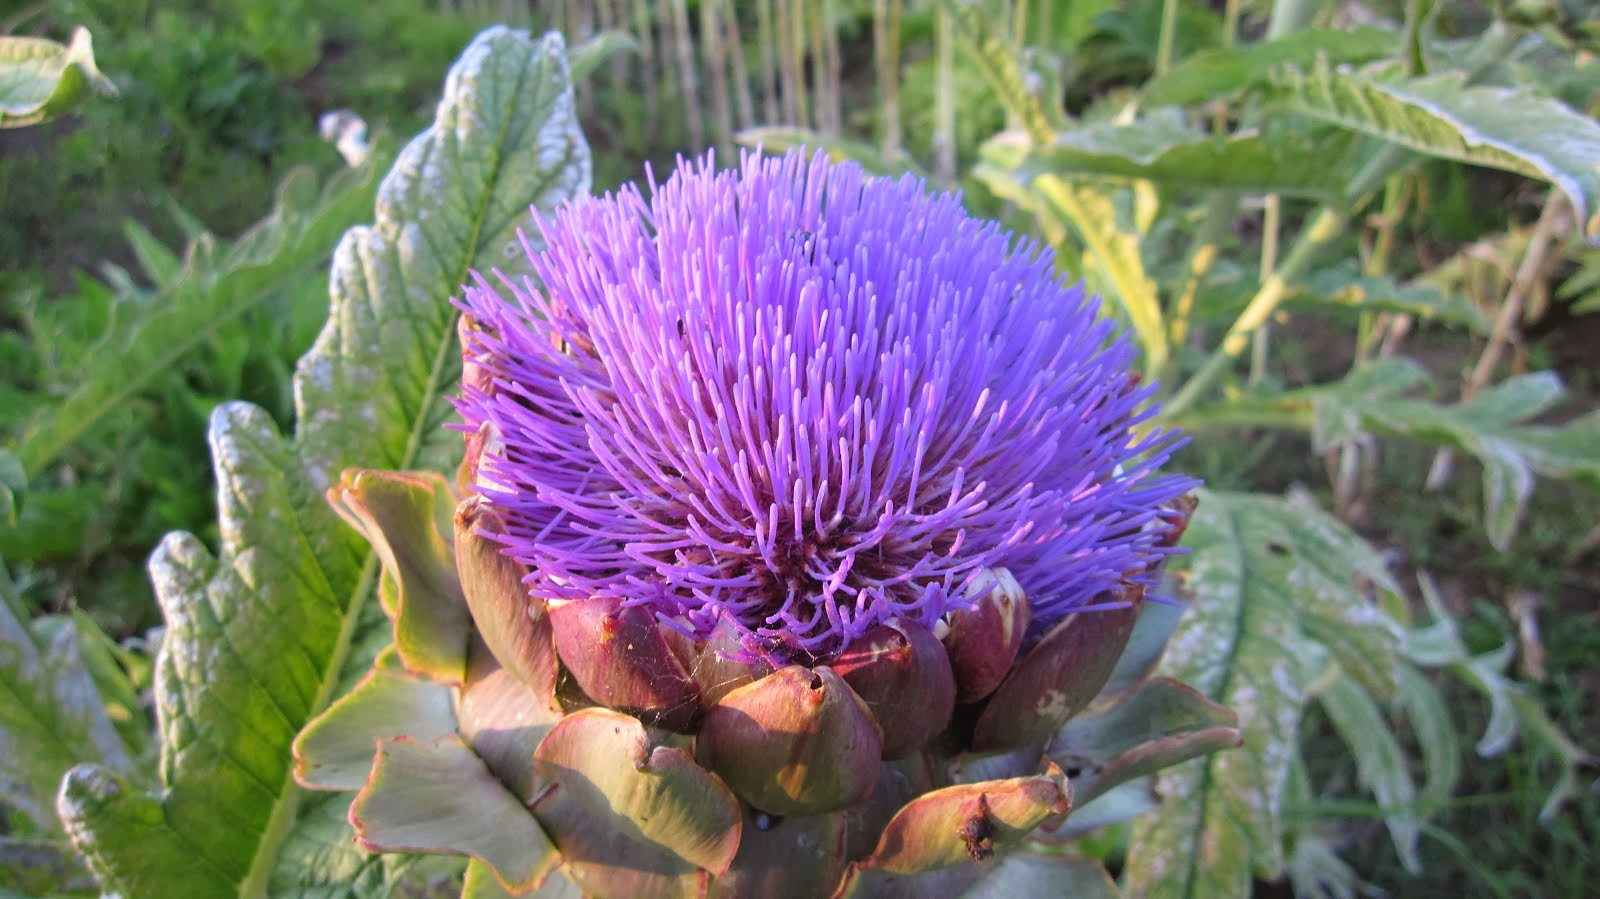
[1122,491,1405,896]
[1318,672,1421,873]
[1295,265,1488,331]
[1405,576,1596,822]
[1142,26,1396,107]
[0,582,132,834]
[980,119,1363,198]
[54,28,590,897]
[1259,59,1600,239]
[15,160,385,476]
[0,27,116,128]
[1181,359,1600,549]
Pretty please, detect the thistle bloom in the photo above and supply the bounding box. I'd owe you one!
[457,149,1193,656]
[299,148,1232,899]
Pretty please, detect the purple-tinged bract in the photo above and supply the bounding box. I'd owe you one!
[457,149,1194,655]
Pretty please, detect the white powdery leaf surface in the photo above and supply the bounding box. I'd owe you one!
[1123,490,1397,896]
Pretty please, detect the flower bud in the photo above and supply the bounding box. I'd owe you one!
[698,665,882,816]
[832,620,956,758]
[548,596,702,732]
[941,569,1031,703]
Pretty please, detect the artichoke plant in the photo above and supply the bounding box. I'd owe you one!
[293,149,1241,897]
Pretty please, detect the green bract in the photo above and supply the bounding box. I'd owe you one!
[295,467,1237,898]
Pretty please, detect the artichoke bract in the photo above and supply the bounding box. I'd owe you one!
[294,150,1240,897]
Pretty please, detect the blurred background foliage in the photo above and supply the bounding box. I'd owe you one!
[1,0,1597,896]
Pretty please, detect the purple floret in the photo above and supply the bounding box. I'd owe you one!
[456,149,1195,654]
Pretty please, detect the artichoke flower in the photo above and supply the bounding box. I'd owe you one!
[294,150,1240,897]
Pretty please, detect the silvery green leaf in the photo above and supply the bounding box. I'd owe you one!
[1122,490,1405,896]
[0,578,131,835]
[1176,359,1600,550]
[1142,26,1397,107]
[1405,575,1596,822]
[979,120,1364,198]
[16,161,385,476]
[0,27,116,128]
[1318,672,1421,873]
[1260,59,1600,239]
[55,27,589,897]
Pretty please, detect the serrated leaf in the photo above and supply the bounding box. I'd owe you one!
[1176,359,1600,549]
[0,27,116,129]
[0,582,131,835]
[1142,26,1396,107]
[17,160,385,476]
[1260,60,1600,239]
[1296,264,1488,330]
[55,28,590,897]
[1393,663,1461,810]
[1317,672,1421,873]
[981,120,1363,198]
[1404,577,1595,822]
[1122,491,1405,895]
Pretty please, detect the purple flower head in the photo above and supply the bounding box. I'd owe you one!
[456,149,1195,657]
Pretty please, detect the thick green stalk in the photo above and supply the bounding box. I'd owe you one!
[1156,0,1179,76]
[1249,195,1281,386]
[873,0,904,161]
[933,7,956,182]
[1265,0,1320,39]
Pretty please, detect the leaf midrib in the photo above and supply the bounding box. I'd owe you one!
[1177,495,1251,899]
[235,47,537,899]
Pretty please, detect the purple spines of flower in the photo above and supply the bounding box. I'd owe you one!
[456,149,1195,655]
